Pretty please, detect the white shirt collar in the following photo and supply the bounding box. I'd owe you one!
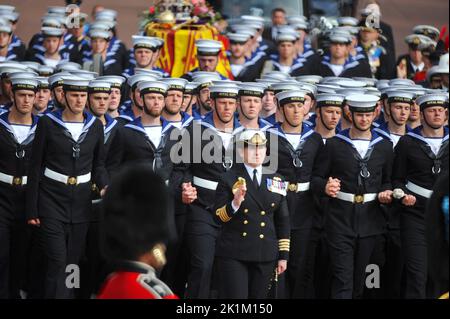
[244,163,263,185]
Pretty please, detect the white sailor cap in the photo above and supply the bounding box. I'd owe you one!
[48,72,71,88]
[337,16,359,27]
[433,53,449,74]
[413,25,440,39]
[271,82,300,94]
[95,9,118,21]
[37,65,54,76]
[134,68,164,78]
[0,11,19,22]
[345,94,379,112]
[389,78,415,87]
[89,29,111,40]
[96,75,126,89]
[337,26,359,37]
[385,90,415,104]
[138,81,169,96]
[63,78,90,91]
[276,90,306,106]
[227,33,250,44]
[230,25,258,38]
[10,77,39,92]
[416,93,448,110]
[240,15,265,25]
[290,21,309,31]
[238,130,267,146]
[352,77,377,87]
[0,20,12,34]
[162,78,188,91]
[127,74,160,89]
[329,30,352,44]
[70,70,98,80]
[41,16,62,28]
[41,27,64,37]
[299,83,317,97]
[338,79,367,88]
[238,82,265,97]
[55,61,82,72]
[0,5,15,13]
[316,93,345,108]
[209,84,240,99]
[192,73,222,90]
[90,21,114,32]
[132,35,160,50]
[261,71,291,81]
[240,20,264,31]
[36,76,50,89]
[337,88,367,96]
[88,80,111,93]
[195,39,222,56]
[185,82,199,94]
[47,6,66,16]
[296,75,322,84]
[9,71,39,79]
[287,16,307,25]
[316,84,338,94]
[365,87,381,97]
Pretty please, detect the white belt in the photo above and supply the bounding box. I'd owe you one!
[287,182,310,193]
[44,168,91,185]
[336,191,377,204]
[406,181,433,199]
[0,171,27,186]
[193,176,218,191]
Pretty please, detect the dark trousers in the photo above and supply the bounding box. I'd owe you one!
[401,213,427,299]
[327,232,377,299]
[287,228,320,298]
[41,218,89,299]
[0,216,29,299]
[161,213,189,297]
[185,221,219,299]
[314,230,332,299]
[384,228,405,298]
[26,226,47,299]
[216,257,276,299]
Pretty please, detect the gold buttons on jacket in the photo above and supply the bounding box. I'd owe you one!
[242,232,247,237]
[271,203,275,207]
[243,220,249,225]
[259,234,265,239]
[244,208,249,213]
[261,222,266,227]
[261,211,266,216]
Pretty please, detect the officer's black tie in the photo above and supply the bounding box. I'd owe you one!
[252,169,259,188]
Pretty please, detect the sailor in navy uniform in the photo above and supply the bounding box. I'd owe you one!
[0,20,25,62]
[96,75,126,120]
[25,78,108,299]
[0,10,25,61]
[227,33,266,82]
[313,93,344,142]
[174,83,242,298]
[392,93,449,299]
[239,14,276,55]
[122,36,169,78]
[0,75,39,298]
[28,27,76,68]
[266,90,324,298]
[85,28,122,76]
[370,90,414,298]
[47,72,71,110]
[79,80,118,298]
[259,82,280,125]
[266,31,309,77]
[181,82,198,117]
[161,78,193,130]
[33,77,52,115]
[214,130,290,298]
[312,31,372,78]
[116,74,156,126]
[190,73,221,121]
[182,39,228,81]
[312,94,394,299]
[236,83,272,131]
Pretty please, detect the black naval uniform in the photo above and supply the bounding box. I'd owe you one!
[392,126,449,298]
[267,123,324,298]
[0,111,38,298]
[213,163,290,299]
[312,55,373,78]
[172,112,243,298]
[312,129,393,298]
[26,110,108,299]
